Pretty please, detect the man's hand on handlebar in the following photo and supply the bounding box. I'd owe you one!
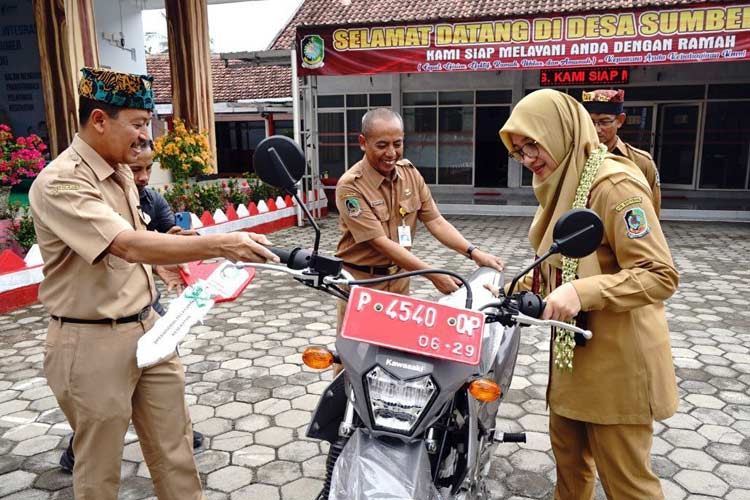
[471,249,505,271]
[223,232,280,264]
[430,274,462,294]
[483,282,501,298]
[541,283,581,322]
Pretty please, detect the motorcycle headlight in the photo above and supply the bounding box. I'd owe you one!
[365,366,436,434]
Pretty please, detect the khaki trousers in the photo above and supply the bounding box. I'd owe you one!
[550,411,664,500]
[44,314,204,500]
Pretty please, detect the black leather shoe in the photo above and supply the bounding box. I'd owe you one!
[59,436,75,473]
[192,431,204,449]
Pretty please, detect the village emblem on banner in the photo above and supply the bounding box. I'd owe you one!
[301,34,325,69]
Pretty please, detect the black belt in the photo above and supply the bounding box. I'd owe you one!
[51,306,152,325]
[344,262,401,276]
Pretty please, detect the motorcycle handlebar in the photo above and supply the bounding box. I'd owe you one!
[267,247,313,270]
[516,292,545,319]
[268,246,291,263]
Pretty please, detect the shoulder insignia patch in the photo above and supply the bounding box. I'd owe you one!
[624,207,650,239]
[50,183,80,195]
[614,196,642,212]
[345,198,362,218]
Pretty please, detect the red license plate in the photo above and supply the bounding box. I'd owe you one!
[341,287,485,365]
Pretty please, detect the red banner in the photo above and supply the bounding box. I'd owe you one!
[296,3,750,76]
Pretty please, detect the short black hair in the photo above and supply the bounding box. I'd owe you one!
[78,96,122,126]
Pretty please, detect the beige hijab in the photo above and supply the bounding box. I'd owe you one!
[499,89,647,276]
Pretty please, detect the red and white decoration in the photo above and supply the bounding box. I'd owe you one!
[0,188,328,314]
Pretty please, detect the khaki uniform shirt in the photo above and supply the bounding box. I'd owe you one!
[523,167,678,425]
[29,134,155,319]
[335,157,440,271]
[334,158,441,333]
[612,137,661,216]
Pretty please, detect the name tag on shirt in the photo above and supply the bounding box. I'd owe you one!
[398,225,412,247]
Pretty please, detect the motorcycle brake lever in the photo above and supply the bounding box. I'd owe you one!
[512,312,593,340]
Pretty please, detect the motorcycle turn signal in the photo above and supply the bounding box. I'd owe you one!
[302,347,338,369]
[468,378,502,402]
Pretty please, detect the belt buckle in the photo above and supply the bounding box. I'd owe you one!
[387,265,399,275]
[138,307,150,321]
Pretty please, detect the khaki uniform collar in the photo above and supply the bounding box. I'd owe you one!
[611,136,628,157]
[70,134,117,182]
[359,157,401,191]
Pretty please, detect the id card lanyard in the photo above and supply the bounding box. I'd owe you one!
[398,206,412,247]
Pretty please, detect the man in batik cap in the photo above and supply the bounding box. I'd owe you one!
[582,89,662,216]
[30,67,279,500]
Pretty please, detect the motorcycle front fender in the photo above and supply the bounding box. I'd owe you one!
[328,428,441,500]
[306,371,347,444]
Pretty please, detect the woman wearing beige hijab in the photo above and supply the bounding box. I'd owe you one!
[499,89,678,499]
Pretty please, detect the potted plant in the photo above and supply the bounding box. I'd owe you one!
[0,123,48,213]
[1,200,34,257]
[153,118,213,182]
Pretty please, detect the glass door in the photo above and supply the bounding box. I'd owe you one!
[318,112,346,179]
[621,104,656,155]
[656,103,702,188]
[474,106,510,188]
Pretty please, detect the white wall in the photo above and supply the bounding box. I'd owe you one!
[93,0,148,74]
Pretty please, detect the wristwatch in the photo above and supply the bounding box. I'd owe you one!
[466,244,477,259]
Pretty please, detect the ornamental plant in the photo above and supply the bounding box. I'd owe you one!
[153,118,213,181]
[0,123,48,186]
[161,178,285,216]
[2,201,36,252]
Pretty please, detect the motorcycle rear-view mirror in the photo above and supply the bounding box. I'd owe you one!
[551,208,603,258]
[252,136,342,274]
[253,135,305,191]
[506,208,603,298]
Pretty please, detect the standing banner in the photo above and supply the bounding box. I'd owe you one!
[297,3,750,76]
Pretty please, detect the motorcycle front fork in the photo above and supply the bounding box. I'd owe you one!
[318,397,356,500]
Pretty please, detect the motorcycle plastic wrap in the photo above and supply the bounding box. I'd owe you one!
[329,429,441,500]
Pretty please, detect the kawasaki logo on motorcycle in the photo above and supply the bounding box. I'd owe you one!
[385,358,426,373]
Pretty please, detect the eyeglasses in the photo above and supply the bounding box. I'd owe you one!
[508,141,540,162]
[591,117,617,128]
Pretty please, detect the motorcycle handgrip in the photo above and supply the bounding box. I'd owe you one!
[267,247,313,270]
[268,246,292,263]
[517,292,545,319]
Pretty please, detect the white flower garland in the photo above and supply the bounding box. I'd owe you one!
[554,144,607,371]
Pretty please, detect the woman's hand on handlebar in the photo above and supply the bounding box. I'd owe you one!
[471,249,505,271]
[541,283,581,322]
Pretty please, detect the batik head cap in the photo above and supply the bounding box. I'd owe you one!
[581,89,624,115]
[78,67,154,110]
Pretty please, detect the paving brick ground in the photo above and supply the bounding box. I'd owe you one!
[1,216,749,499]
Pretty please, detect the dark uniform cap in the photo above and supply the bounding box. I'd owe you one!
[78,67,154,111]
[581,89,624,115]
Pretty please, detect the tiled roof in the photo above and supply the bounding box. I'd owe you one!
[272,0,720,49]
[146,54,292,104]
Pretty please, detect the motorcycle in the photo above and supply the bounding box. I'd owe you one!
[246,136,604,500]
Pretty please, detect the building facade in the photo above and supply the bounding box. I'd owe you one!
[274,0,750,203]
